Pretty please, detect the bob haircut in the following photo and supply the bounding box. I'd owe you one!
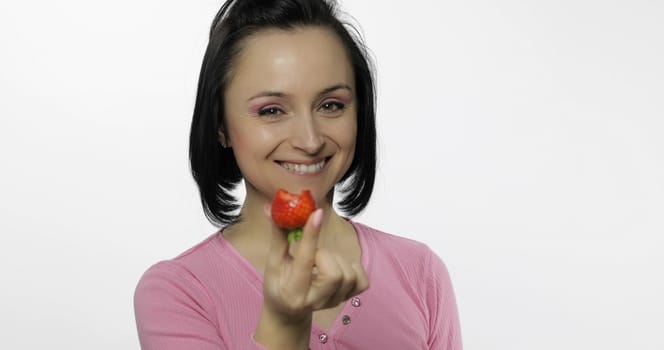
[189,0,377,226]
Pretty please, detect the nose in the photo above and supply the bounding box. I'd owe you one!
[290,113,325,155]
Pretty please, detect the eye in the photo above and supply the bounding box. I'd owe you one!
[320,101,345,113]
[257,106,284,117]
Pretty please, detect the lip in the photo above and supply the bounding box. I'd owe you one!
[277,157,328,165]
[276,157,330,176]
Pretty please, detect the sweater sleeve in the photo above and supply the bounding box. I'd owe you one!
[134,261,268,350]
[425,251,463,350]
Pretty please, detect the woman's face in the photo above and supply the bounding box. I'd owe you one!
[222,26,357,205]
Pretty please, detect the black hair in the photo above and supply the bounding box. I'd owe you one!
[189,0,376,226]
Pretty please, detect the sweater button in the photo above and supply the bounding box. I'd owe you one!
[319,333,328,343]
[342,315,351,325]
[351,296,361,307]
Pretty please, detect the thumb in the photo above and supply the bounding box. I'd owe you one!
[291,208,323,272]
[285,208,323,293]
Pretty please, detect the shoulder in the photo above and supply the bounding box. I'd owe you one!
[134,232,226,305]
[351,221,458,325]
[137,234,216,292]
[133,233,236,347]
[350,221,452,291]
[352,220,440,266]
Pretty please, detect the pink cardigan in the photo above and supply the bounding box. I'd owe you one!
[134,221,462,349]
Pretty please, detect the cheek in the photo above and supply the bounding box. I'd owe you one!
[340,115,358,152]
[344,130,357,156]
[326,115,357,173]
[228,122,281,159]
[228,120,255,150]
[226,122,252,166]
[336,118,357,179]
[227,127,246,153]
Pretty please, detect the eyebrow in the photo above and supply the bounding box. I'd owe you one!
[247,83,352,102]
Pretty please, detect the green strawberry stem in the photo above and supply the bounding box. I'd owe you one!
[287,228,303,243]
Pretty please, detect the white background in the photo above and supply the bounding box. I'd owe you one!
[1,0,662,349]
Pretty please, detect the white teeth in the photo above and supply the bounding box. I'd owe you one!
[280,159,326,174]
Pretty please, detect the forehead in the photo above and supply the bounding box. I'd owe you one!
[226,26,354,95]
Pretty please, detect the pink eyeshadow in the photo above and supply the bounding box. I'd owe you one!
[248,102,272,114]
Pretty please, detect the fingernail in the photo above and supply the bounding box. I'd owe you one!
[313,208,323,228]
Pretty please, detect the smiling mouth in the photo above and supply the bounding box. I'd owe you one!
[278,158,328,175]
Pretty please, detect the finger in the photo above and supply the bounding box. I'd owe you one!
[307,248,343,308]
[289,208,323,289]
[347,262,370,298]
[288,237,298,258]
[324,254,358,307]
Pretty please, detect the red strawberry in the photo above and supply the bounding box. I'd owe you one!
[271,189,316,242]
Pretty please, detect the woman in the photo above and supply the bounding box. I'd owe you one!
[134,0,462,349]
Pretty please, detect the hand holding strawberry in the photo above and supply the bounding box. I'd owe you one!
[271,189,317,242]
[257,189,370,347]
